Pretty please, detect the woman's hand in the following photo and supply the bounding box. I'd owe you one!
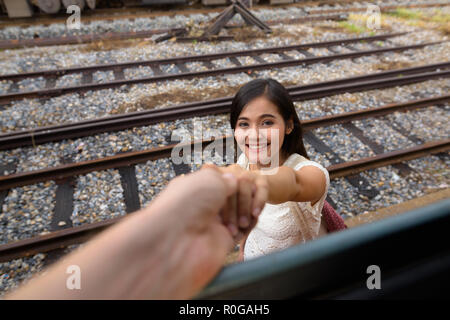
[202,163,269,241]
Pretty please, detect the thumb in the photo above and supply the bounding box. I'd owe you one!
[221,173,237,197]
[201,162,220,171]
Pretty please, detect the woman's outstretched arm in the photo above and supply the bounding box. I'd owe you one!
[265,165,327,206]
[217,164,327,207]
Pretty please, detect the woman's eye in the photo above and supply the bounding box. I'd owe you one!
[238,122,249,128]
[262,120,273,126]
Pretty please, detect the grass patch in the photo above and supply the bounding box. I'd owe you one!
[385,8,450,24]
[228,26,305,42]
[373,60,412,71]
[335,14,393,35]
[386,8,423,20]
[382,8,450,35]
[437,24,450,36]
[79,39,153,52]
[430,12,450,24]
[337,21,368,34]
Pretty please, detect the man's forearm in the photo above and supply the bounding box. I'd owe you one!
[4,168,242,300]
[5,207,177,299]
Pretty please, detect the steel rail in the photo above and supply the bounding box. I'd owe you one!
[327,140,450,179]
[0,63,448,150]
[1,40,438,104]
[0,216,123,263]
[300,94,450,130]
[288,69,450,101]
[0,33,406,81]
[1,94,449,190]
[0,29,184,50]
[0,139,448,263]
[307,2,449,15]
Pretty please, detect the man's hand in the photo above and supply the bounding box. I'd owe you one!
[6,167,264,300]
[201,163,268,241]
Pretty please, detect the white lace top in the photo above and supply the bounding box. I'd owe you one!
[237,152,330,260]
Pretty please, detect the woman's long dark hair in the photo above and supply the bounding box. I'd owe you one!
[230,78,309,160]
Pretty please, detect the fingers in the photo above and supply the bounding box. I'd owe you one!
[201,162,220,172]
[201,163,237,197]
[252,177,268,218]
[222,178,253,237]
[220,186,253,239]
[221,194,238,237]
[222,173,238,197]
[237,178,252,229]
[228,194,238,236]
[201,163,267,240]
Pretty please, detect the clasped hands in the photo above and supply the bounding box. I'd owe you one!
[3,162,271,300]
[201,163,269,241]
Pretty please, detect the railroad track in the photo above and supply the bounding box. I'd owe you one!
[0,1,448,49]
[0,92,448,263]
[1,61,449,150]
[0,0,445,29]
[0,0,349,26]
[0,33,446,105]
[1,0,449,296]
[1,94,449,190]
[0,13,347,50]
[0,28,185,50]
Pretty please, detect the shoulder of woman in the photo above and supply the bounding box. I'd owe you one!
[284,153,310,168]
[291,157,330,205]
[289,155,329,182]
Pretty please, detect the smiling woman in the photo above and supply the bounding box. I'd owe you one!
[230,78,309,165]
[221,78,346,261]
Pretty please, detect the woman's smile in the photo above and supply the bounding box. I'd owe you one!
[246,143,270,153]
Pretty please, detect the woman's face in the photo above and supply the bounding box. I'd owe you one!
[234,96,292,167]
